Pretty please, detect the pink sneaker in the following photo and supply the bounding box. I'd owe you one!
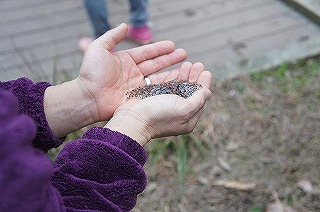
[127,25,153,45]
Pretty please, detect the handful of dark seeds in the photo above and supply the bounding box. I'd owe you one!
[126,80,202,99]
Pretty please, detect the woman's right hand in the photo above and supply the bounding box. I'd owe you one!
[105,62,212,147]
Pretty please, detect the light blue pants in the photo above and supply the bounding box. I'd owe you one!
[83,0,149,38]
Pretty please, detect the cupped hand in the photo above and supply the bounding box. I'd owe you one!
[105,62,212,146]
[77,23,187,121]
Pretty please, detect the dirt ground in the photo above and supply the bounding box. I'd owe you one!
[133,57,320,212]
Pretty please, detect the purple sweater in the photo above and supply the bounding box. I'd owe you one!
[0,78,147,212]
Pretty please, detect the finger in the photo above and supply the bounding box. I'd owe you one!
[141,66,211,90]
[142,68,179,86]
[197,71,212,89]
[134,67,180,88]
[164,68,180,82]
[153,69,180,84]
[137,63,211,91]
[126,40,176,64]
[138,48,187,76]
[178,62,192,81]
[186,88,211,115]
[94,23,128,51]
[189,62,205,83]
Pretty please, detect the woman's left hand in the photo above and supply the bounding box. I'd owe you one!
[77,23,187,121]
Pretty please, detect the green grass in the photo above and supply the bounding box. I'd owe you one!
[251,57,319,93]
[146,134,209,191]
[249,206,264,212]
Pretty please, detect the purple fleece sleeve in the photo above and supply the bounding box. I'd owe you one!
[0,89,65,212]
[0,89,148,211]
[0,77,63,151]
[51,127,148,212]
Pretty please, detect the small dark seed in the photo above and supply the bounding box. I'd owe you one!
[126,80,201,99]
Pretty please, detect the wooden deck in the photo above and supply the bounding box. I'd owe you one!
[1,0,320,82]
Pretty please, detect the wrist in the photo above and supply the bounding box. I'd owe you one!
[44,79,97,137]
[104,110,153,147]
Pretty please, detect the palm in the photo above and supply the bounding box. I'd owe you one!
[78,50,147,119]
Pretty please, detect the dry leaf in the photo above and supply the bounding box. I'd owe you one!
[196,176,210,185]
[225,141,240,151]
[217,157,232,172]
[266,202,296,212]
[213,180,256,190]
[298,179,313,193]
[145,182,157,193]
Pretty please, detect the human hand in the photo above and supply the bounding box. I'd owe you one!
[77,23,187,122]
[105,62,212,146]
[44,24,187,138]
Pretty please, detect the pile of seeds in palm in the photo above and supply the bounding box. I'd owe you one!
[126,80,202,99]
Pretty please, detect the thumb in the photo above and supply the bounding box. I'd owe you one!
[186,87,211,115]
[95,23,128,51]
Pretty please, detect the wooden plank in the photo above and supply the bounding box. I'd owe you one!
[0,0,65,11]
[0,36,14,52]
[8,22,91,52]
[0,6,86,38]
[154,3,284,41]
[191,25,320,80]
[0,50,26,68]
[280,0,320,25]
[2,38,79,68]
[176,13,302,55]
[0,1,82,25]
[153,1,271,34]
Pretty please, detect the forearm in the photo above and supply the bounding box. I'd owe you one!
[0,78,63,151]
[44,79,98,138]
